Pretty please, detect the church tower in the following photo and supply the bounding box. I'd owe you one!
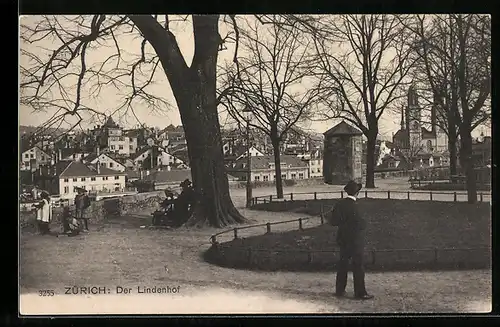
[407,84,422,151]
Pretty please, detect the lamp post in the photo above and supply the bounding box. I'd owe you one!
[243,106,253,208]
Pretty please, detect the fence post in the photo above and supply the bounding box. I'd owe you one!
[299,218,303,231]
[387,190,391,199]
[430,191,433,201]
[341,191,344,198]
[480,193,484,202]
[290,193,294,201]
[320,205,324,224]
[454,192,457,202]
[263,199,267,204]
[266,222,271,234]
[365,190,368,198]
[314,192,317,200]
[269,195,273,202]
[407,191,410,200]
[233,228,238,239]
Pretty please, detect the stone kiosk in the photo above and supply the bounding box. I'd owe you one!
[323,121,363,185]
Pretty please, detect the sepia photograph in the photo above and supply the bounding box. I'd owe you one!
[19,14,491,315]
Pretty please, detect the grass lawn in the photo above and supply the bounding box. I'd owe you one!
[209,199,491,272]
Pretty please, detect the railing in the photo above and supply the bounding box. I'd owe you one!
[251,190,491,205]
[210,214,325,245]
[209,189,491,245]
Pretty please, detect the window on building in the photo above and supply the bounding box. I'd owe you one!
[273,175,276,180]
[73,178,77,182]
[129,138,133,142]
[64,186,69,193]
[91,177,96,181]
[281,174,286,179]
[114,176,119,180]
[119,145,124,150]
[103,176,108,181]
[291,173,297,179]
[30,154,34,158]
[100,162,106,167]
[63,178,69,182]
[81,177,86,182]
[111,145,115,150]
[109,162,114,168]
[41,155,45,161]
[263,175,269,181]
[298,173,304,179]
[24,154,29,158]
[254,176,260,181]
[129,145,134,150]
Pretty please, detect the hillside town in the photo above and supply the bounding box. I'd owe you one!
[20,86,491,205]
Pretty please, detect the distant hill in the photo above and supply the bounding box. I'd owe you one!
[19,125,68,138]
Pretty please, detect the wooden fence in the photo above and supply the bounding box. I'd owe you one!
[251,189,491,205]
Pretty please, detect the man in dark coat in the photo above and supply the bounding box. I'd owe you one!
[329,180,373,300]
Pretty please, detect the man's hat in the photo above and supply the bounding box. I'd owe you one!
[344,180,362,195]
[180,179,192,187]
[75,187,87,193]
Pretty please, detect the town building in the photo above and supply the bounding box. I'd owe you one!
[20,146,52,171]
[307,150,324,178]
[157,150,189,169]
[82,151,126,172]
[90,117,138,156]
[392,85,448,155]
[228,155,309,182]
[41,160,126,200]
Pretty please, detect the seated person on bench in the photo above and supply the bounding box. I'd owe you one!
[174,179,196,223]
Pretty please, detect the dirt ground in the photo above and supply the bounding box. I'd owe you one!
[19,179,492,314]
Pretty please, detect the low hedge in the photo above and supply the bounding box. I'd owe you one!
[205,198,491,272]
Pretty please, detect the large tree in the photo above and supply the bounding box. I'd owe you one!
[218,17,320,198]
[309,15,417,188]
[20,14,317,227]
[21,15,249,227]
[406,14,491,203]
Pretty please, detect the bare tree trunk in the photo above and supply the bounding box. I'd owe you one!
[448,131,458,176]
[365,133,377,188]
[131,15,248,227]
[272,137,284,199]
[459,129,477,204]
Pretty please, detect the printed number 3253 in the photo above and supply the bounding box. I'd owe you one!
[38,290,55,296]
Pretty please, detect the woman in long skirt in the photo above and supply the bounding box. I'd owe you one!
[35,192,52,235]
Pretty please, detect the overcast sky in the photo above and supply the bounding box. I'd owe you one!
[19,15,488,139]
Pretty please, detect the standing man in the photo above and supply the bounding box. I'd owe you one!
[74,187,91,232]
[329,180,373,300]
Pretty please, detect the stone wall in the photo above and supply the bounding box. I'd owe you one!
[229,177,325,189]
[20,191,165,226]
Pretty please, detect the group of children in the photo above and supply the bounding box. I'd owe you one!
[32,187,91,237]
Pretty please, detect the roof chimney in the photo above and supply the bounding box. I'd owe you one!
[96,160,101,174]
[96,146,100,156]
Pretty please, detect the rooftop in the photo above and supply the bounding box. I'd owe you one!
[324,121,363,136]
[59,161,126,178]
